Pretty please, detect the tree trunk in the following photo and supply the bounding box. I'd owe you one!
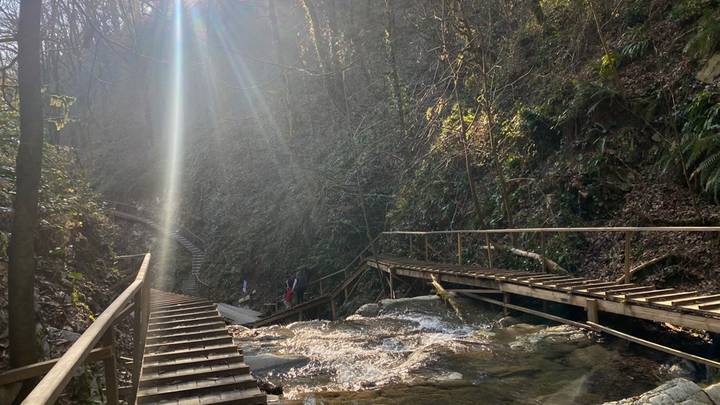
[9,0,43,390]
[268,0,294,138]
[301,0,346,114]
[384,0,405,129]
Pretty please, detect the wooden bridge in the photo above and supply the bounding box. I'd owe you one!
[251,226,720,371]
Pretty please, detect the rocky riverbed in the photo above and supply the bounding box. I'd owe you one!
[230,296,713,404]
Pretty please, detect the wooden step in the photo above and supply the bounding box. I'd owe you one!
[146,328,229,345]
[143,353,245,375]
[177,388,267,405]
[149,310,220,324]
[151,304,217,317]
[145,336,233,353]
[149,315,221,330]
[136,374,257,403]
[140,362,250,387]
[142,344,240,363]
[147,321,227,337]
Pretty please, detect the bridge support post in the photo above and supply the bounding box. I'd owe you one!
[424,235,429,261]
[502,293,510,316]
[389,269,396,299]
[101,328,119,405]
[485,234,493,268]
[624,231,632,283]
[457,234,463,265]
[586,299,599,323]
[330,298,337,321]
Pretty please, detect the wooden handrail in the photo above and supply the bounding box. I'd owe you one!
[383,226,720,235]
[22,253,151,404]
[307,234,381,288]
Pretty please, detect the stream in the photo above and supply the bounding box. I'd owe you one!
[231,296,691,404]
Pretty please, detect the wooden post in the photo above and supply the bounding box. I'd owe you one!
[503,293,510,316]
[540,232,545,255]
[424,235,429,261]
[586,299,599,323]
[101,328,119,405]
[624,231,632,283]
[389,269,396,299]
[330,299,337,321]
[408,235,413,258]
[457,234,462,265]
[485,234,493,268]
[319,280,324,295]
[298,311,303,322]
[130,291,143,403]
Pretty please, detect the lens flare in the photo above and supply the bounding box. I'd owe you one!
[157,0,184,289]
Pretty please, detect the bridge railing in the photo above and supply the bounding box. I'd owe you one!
[0,253,153,404]
[305,234,381,297]
[381,226,720,283]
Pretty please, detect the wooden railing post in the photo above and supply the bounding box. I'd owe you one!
[131,277,150,403]
[424,235,429,261]
[101,328,119,405]
[485,234,493,268]
[408,234,413,258]
[389,268,396,299]
[319,280,324,295]
[540,231,545,255]
[586,299,599,323]
[624,231,632,283]
[457,234,462,265]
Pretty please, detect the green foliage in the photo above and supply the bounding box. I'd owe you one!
[671,0,718,22]
[665,91,720,201]
[599,51,620,78]
[620,27,651,62]
[684,13,720,61]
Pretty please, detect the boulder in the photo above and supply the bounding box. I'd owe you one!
[697,54,720,84]
[355,303,381,317]
[603,378,714,405]
[244,353,309,372]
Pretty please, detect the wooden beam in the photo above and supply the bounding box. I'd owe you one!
[672,295,720,306]
[644,291,699,303]
[587,322,720,369]
[447,289,502,294]
[0,346,112,386]
[619,289,675,299]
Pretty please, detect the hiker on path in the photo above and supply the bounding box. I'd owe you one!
[283,277,294,308]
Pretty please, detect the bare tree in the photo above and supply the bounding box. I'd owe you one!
[8,0,43,395]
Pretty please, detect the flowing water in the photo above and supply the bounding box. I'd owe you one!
[231,296,685,404]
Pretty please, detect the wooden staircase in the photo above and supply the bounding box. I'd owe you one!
[137,290,266,404]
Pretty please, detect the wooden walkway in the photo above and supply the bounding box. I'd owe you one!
[368,256,720,333]
[137,290,266,404]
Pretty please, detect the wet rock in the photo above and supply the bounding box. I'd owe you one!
[704,382,720,403]
[602,378,712,405]
[510,325,590,351]
[355,303,381,317]
[47,326,81,343]
[659,359,698,380]
[256,377,283,395]
[497,316,521,328]
[244,353,309,372]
